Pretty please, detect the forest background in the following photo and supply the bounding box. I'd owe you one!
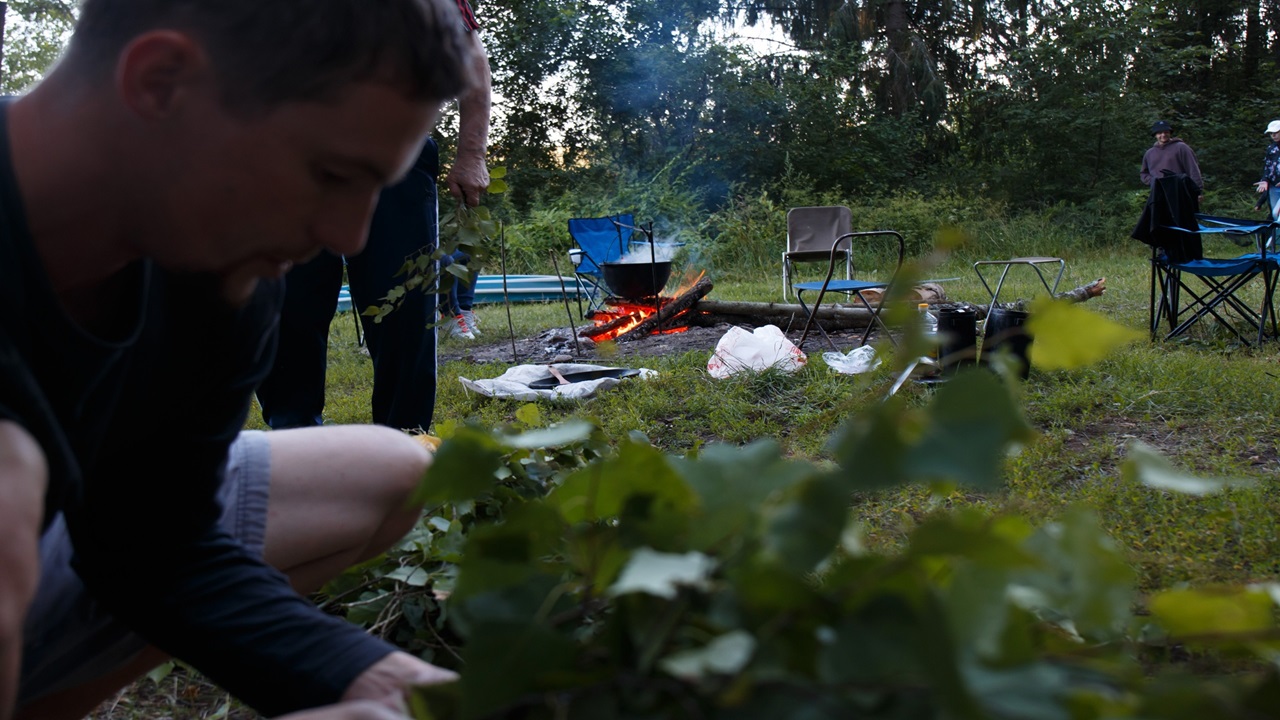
[3,0,1278,252]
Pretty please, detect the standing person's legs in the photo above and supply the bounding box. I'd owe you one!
[348,143,440,431]
[449,250,481,334]
[16,427,433,720]
[1268,186,1280,250]
[257,252,346,429]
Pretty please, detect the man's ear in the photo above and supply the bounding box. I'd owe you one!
[116,31,210,120]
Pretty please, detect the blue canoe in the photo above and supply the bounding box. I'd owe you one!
[336,274,587,313]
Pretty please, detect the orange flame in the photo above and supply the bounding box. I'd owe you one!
[584,270,706,342]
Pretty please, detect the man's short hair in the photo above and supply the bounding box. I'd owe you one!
[67,0,474,111]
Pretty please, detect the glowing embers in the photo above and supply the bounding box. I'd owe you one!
[581,275,713,343]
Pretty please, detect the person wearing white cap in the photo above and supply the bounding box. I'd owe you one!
[1253,120,1280,224]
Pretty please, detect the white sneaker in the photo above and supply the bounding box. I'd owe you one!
[446,314,475,340]
[460,309,481,336]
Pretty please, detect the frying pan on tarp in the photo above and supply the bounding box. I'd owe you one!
[527,367,642,390]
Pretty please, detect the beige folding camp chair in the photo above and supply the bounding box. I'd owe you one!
[782,206,852,302]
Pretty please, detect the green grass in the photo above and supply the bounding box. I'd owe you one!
[266,237,1280,599]
[115,224,1280,719]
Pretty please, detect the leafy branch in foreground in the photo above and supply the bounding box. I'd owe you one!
[363,166,507,324]
[329,302,1280,719]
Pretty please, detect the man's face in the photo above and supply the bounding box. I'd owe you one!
[136,82,441,297]
[1155,130,1172,146]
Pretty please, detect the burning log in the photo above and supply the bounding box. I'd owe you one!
[617,277,714,342]
[582,312,639,340]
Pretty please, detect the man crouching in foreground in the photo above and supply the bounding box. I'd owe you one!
[0,1,474,718]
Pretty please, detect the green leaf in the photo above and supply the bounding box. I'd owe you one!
[501,420,594,449]
[909,510,1038,568]
[672,440,815,550]
[607,547,716,599]
[1017,508,1134,640]
[385,565,431,587]
[514,403,542,427]
[145,660,176,685]
[962,662,1081,720]
[1026,298,1143,370]
[487,177,509,194]
[458,620,577,720]
[413,427,505,505]
[451,503,565,602]
[1123,441,1255,495]
[659,630,756,680]
[818,595,927,685]
[488,166,507,179]
[1149,586,1276,638]
[759,473,849,573]
[409,681,460,720]
[546,441,694,524]
[905,370,1037,489]
[828,397,913,491]
[360,305,383,317]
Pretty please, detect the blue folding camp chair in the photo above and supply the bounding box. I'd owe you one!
[569,213,654,317]
[1150,214,1280,345]
[795,230,905,351]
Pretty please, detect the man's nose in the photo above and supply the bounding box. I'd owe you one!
[315,196,377,256]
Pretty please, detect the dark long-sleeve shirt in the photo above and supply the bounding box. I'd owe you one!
[0,100,394,716]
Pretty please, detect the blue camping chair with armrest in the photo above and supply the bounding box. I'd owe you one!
[568,213,638,317]
[795,230,905,351]
[1150,215,1280,345]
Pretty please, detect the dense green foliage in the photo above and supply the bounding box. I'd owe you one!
[476,0,1280,212]
[6,1,1276,211]
[322,309,1280,719]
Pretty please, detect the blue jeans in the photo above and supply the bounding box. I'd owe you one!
[440,249,477,314]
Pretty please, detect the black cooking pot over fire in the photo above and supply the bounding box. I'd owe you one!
[602,261,672,300]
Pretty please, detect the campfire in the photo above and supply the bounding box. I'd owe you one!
[582,275,714,343]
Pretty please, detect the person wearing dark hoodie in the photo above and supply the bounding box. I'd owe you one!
[1140,120,1204,203]
[1133,120,1204,262]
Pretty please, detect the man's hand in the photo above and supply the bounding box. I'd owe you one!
[341,652,458,712]
[444,152,490,208]
[0,421,47,720]
[1256,181,1269,193]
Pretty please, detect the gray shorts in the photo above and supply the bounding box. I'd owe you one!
[17,430,272,707]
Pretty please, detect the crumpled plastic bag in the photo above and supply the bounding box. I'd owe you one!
[822,345,881,375]
[459,363,656,401]
[707,325,807,379]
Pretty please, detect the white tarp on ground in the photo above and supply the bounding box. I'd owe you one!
[459,363,657,401]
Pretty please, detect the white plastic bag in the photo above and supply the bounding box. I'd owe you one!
[822,345,881,375]
[707,325,807,379]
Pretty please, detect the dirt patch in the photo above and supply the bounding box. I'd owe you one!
[438,321,880,365]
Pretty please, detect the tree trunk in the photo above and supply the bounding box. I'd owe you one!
[1245,0,1261,81]
[0,3,9,88]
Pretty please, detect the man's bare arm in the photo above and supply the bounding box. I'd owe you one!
[0,421,47,720]
[444,31,492,208]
